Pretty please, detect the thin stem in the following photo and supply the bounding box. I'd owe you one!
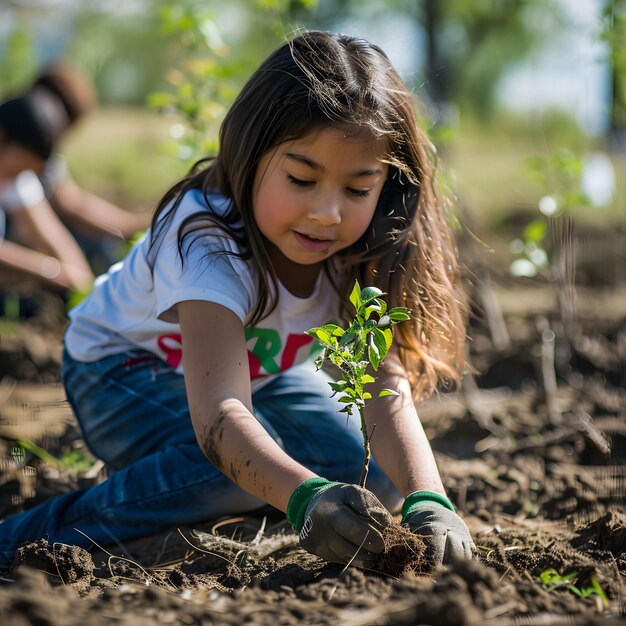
[358,407,370,487]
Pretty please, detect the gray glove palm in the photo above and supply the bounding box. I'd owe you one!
[403,504,475,567]
[299,483,394,568]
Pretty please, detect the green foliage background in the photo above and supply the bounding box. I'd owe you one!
[1,0,622,240]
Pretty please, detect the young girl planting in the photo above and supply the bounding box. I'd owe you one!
[0,31,473,570]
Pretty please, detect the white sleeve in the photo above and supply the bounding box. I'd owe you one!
[40,155,69,196]
[0,170,46,213]
[151,196,256,324]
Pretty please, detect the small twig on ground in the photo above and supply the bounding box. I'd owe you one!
[251,516,267,546]
[537,317,562,425]
[478,268,512,353]
[577,412,611,456]
[211,517,244,535]
[51,542,69,587]
[73,528,175,589]
[177,529,243,574]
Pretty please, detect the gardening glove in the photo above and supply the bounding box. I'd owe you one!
[287,478,395,569]
[401,490,475,568]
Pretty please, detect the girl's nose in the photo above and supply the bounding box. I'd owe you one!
[307,195,342,225]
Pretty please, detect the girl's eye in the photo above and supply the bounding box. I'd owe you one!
[287,174,370,198]
[347,188,371,198]
[287,174,314,187]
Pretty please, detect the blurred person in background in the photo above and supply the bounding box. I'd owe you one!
[0,62,149,298]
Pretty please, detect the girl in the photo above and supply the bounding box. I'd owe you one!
[0,31,473,570]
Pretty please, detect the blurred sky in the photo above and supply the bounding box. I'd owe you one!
[329,0,609,135]
[497,0,609,135]
[0,0,610,135]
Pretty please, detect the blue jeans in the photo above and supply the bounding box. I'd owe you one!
[0,350,401,566]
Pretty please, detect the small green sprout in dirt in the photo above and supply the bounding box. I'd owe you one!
[12,438,97,474]
[306,281,411,487]
[539,568,609,610]
[13,438,63,469]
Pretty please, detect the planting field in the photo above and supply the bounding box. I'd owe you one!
[0,269,624,625]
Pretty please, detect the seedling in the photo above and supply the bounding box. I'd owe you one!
[539,568,609,610]
[306,281,410,487]
[11,437,97,474]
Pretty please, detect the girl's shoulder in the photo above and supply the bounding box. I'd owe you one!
[151,187,246,268]
[153,187,242,249]
[172,187,234,222]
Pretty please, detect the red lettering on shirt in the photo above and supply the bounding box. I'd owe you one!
[157,333,183,369]
[156,331,316,380]
[280,333,314,370]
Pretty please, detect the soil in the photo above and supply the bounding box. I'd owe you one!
[0,272,625,624]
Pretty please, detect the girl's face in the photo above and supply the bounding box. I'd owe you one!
[253,126,388,277]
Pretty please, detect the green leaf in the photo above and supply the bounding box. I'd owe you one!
[363,301,383,320]
[307,324,344,347]
[378,389,400,398]
[377,315,391,329]
[15,437,63,468]
[361,374,375,384]
[382,328,393,350]
[565,585,583,597]
[363,392,372,400]
[310,329,332,345]
[388,308,411,322]
[349,280,362,311]
[328,381,348,393]
[360,287,383,304]
[319,323,343,336]
[589,578,609,609]
[368,336,380,370]
[338,395,355,404]
[372,327,390,362]
[539,569,561,585]
[339,330,359,347]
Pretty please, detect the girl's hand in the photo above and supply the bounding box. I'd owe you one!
[296,483,395,568]
[402,502,475,567]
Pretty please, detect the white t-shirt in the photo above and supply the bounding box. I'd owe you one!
[0,156,69,240]
[65,189,339,389]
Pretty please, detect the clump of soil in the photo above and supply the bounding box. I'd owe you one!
[15,540,95,596]
[573,511,626,560]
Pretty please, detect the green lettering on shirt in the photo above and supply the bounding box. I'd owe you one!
[245,328,282,375]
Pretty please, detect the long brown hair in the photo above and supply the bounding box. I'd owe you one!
[149,31,467,400]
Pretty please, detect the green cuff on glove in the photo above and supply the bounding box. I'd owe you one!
[286,477,338,532]
[401,490,456,521]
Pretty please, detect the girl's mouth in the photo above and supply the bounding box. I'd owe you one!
[293,231,334,252]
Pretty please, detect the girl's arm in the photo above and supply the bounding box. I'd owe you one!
[50,178,151,240]
[178,299,317,512]
[363,356,446,499]
[365,354,475,565]
[3,199,94,292]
